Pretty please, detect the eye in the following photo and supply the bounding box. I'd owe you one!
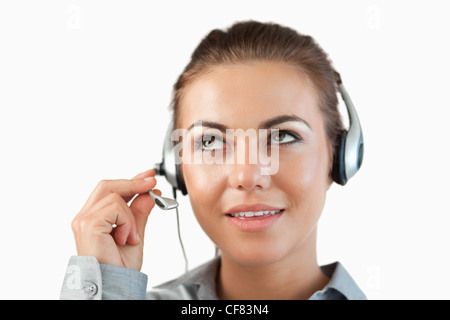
[270,130,299,145]
[202,135,224,150]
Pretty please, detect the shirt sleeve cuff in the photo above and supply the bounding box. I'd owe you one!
[60,256,148,300]
[100,262,148,300]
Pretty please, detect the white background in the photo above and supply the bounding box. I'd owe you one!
[1,0,449,300]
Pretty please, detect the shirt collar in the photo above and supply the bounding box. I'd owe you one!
[155,257,366,300]
[315,262,367,300]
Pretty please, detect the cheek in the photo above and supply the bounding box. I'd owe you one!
[183,161,226,191]
[182,162,226,214]
[182,162,230,247]
[277,145,331,230]
[278,147,327,193]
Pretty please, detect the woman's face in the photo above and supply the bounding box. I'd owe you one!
[178,61,333,266]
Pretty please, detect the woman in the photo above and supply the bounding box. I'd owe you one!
[61,20,366,300]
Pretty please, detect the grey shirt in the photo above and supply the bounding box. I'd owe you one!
[60,256,367,300]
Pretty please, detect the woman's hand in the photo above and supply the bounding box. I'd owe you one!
[71,169,160,271]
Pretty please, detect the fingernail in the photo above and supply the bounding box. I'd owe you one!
[144,177,155,182]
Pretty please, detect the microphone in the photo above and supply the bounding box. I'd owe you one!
[149,189,179,210]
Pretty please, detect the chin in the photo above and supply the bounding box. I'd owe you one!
[223,239,290,267]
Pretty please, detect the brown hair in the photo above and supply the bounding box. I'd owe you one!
[171,20,344,153]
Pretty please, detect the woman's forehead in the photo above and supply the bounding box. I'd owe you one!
[178,62,321,130]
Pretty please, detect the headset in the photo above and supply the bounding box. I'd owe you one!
[150,79,364,210]
[332,81,365,185]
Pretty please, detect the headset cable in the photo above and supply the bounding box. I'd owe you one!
[173,187,189,273]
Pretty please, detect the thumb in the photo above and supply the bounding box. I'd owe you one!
[129,189,162,239]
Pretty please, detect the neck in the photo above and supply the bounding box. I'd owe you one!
[216,228,329,300]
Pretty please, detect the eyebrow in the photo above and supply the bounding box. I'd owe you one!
[186,114,312,132]
[260,115,312,131]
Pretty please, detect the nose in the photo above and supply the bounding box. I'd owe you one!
[227,129,274,191]
[228,162,271,191]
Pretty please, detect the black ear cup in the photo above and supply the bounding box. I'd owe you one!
[357,141,364,171]
[332,130,348,186]
[331,127,364,186]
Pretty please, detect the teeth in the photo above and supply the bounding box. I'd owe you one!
[230,210,281,218]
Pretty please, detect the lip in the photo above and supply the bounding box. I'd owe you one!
[225,204,284,232]
[226,204,284,214]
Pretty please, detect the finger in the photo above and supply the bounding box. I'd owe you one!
[131,169,156,180]
[82,192,128,222]
[99,201,139,246]
[129,188,161,238]
[82,176,157,211]
[122,177,157,204]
